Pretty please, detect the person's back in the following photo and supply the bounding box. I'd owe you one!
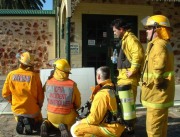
[2,51,44,135]
[40,59,81,137]
[5,68,42,114]
[71,66,125,137]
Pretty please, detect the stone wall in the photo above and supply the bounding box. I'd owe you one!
[0,18,54,74]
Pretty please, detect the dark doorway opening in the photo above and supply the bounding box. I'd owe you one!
[82,14,137,82]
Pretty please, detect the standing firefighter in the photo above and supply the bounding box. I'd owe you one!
[111,19,144,134]
[141,15,175,137]
[2,51,44,135]
[40,59,81,137]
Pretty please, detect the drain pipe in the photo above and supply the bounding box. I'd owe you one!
[66,17,71,64]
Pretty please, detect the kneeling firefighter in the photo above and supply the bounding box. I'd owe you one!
[71,66,125,137]
[40,59,81,137]
[2,51,44,135]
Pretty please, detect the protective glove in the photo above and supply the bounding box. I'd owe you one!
[155,79,168,90]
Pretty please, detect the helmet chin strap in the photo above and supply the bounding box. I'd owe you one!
[150,22,159,41]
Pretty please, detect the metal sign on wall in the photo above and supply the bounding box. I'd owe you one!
[70,43,79,54]
[65,43,79,54]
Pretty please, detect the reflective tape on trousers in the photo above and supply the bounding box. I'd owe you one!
[123,111,136,117]
[121,97,134,103]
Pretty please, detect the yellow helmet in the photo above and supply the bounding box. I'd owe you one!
[19,52,34,66]
[53,59,71,74]
[146,15,170,27]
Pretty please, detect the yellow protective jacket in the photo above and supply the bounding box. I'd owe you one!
[2,68,44,118]
[141,37,175,109]
[81,79,125,137]
[45,69,81,129]
[117,31,144,86]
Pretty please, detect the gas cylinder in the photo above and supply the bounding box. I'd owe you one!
[117,84,136,121]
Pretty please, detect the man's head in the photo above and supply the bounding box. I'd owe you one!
[96,66,110,84]
[142,15,171,41]
[19,51,34,67]
[111,19,132,38]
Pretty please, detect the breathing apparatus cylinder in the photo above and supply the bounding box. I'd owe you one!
[117,84,136,123]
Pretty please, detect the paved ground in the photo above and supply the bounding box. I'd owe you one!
[1,78,180,137]
[0,107,180,137]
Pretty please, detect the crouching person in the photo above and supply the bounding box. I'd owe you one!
[40,59,81,137]
[71,66,125,137]
[2,51,44,135]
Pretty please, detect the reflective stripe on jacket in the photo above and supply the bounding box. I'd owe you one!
[117,31,144,86]
[46,78,74,114]
[2,68,44,118]
[141,37,175,109]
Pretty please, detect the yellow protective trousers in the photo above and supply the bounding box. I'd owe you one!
[72,122,124,137]
[47,110,78,130]
[146,108,168,137]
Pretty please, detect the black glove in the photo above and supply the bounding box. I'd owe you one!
[155,79,168,90]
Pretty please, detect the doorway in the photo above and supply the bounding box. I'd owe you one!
[82,14,137,82]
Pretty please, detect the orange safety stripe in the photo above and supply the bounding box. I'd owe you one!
[47,104,73,114]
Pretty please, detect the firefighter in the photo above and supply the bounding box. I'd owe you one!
[40,59,81,137]
[2,51,44,135]
[111,18,144,103]
[111,19,144,133]
[71,66,125,137]
[141,15,175,137]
